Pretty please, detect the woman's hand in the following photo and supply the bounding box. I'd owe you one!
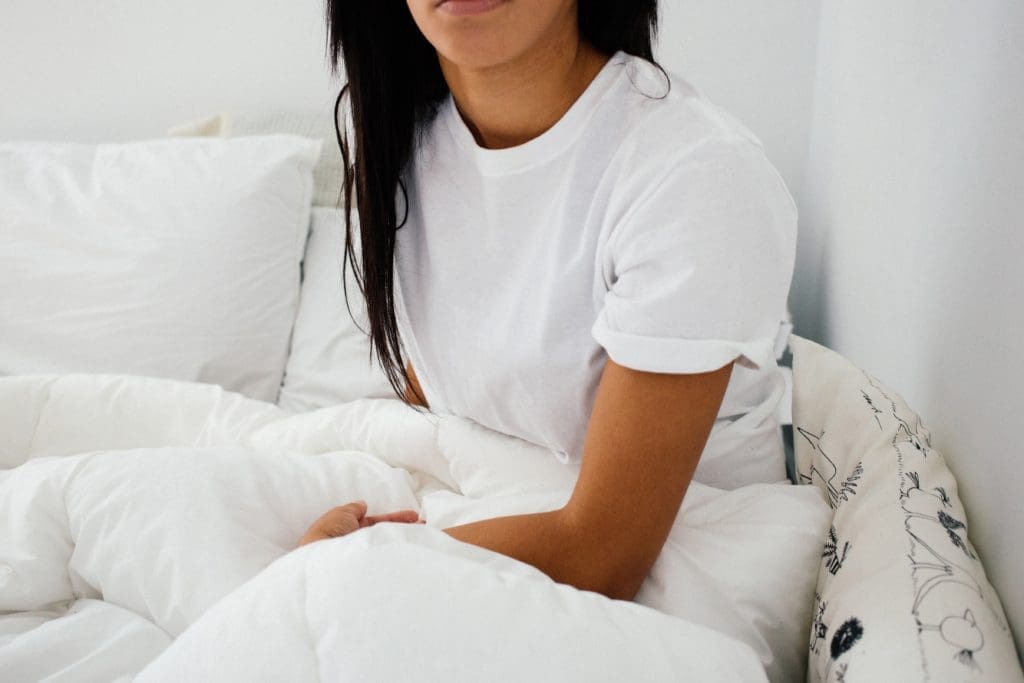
[296,500,421,548]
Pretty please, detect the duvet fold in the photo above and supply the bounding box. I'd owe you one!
[0,374,824,681]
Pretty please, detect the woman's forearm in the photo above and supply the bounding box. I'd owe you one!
[443,507,645,601]
[428,360,723,603]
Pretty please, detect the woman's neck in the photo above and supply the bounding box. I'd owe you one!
[439,32,609,150]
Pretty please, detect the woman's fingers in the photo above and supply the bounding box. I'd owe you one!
[320,503,365,536]
[297,501,368,546]
[297,503,421,548]
[340,500,368,518]
[364,509,421,525]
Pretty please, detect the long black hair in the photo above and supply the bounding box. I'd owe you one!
[326,1,660,405]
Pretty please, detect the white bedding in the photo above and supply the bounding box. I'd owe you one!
[0,137,320,402]
[0,374,828,681]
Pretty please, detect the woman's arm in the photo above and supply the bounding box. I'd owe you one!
[443,357,732,601]
[300,357,731,601]
[404,362,429,408]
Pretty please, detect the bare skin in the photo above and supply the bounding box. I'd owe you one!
[441,358,730,600]
[303,356,732,601]
[297,502,421,547]
[298,0,734,601]
[403,362,428,407]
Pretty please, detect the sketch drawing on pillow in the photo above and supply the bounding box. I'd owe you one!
[810,608,865,683]
[851,368,1011,671]
[826,616,864,682]
[822,525,851,576]
[861,371,1012,672]
[809,591,829,658]
[797,427,862,509]
[791,335,1022,682]
[860,374,1011,610]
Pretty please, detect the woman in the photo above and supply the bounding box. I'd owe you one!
[298,0,796,602]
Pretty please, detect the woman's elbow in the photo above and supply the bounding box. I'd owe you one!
[556,510,654,601]
[565,567,643,601]
[569,537,652,600]
[552,509,647,602]
[598,567,648,602]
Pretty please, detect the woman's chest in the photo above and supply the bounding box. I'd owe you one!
[397,158,616,350]
[394,165,615,456]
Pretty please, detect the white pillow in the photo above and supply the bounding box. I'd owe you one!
[169,114,393,408]
[277,207,393,411]
[0,136,321,401]
[169,111,343,208]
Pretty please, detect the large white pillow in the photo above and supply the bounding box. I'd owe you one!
[0,136,321,401]
[277,207,393,411]
[169,111,343,208]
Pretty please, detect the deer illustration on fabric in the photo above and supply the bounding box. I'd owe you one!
[862,372,934,456]
[797,427,862,509]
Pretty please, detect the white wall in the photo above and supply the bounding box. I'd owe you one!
[0,0,823,329]
[802,0,1024,656]
[0,0,339,142]
[657,0,821,219]
[0,0,820,201]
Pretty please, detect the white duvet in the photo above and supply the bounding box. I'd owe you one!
[0,374,829,682]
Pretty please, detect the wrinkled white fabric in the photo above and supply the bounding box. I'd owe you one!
[277,207,394,412]
[0,374,828,681]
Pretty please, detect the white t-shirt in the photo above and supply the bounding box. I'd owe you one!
[394,51,797,489]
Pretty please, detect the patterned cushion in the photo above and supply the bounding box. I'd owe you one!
[790,335,1023,682]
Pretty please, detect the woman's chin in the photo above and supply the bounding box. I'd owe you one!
[409,0,566,73]
[433,32,526,73]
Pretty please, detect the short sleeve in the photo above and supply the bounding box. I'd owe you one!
[591,138,797,374]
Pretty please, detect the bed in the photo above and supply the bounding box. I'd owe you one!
[1,132,1020,682]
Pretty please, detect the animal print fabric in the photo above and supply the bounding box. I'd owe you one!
[790,335,1023,682]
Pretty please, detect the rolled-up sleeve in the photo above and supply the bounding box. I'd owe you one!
[591,138,797,374]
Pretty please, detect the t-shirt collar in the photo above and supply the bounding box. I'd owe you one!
[441,50,632,176]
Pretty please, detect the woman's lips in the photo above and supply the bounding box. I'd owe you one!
[435,0,507,17]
